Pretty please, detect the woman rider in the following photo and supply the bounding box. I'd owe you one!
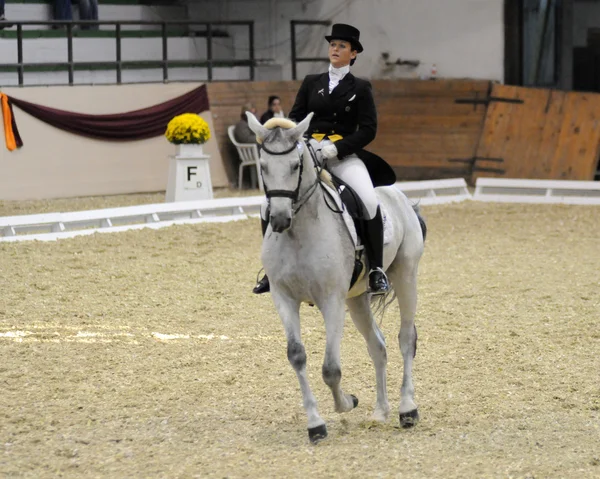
[253,23,394,296]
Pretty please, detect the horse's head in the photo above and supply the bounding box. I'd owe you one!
[246,111,313,233]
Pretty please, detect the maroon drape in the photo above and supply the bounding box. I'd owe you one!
[7,84,210,142]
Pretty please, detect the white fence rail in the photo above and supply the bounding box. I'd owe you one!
[396,178,471,205]
[473,178,600,205]
[0,179,473,242]
[0,196,264,242]
[2,178,599,243]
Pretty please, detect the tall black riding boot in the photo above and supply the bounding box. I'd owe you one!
[364,206,390,294]
[252,217,270,294]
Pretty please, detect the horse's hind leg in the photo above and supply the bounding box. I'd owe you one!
[319,295,359,414]
[346,293,390,422]
[272,291,326,443]
[387,256,420,428]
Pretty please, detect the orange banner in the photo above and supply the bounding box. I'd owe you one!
[1,93,17,151]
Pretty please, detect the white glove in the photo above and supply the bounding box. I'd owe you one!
[322,144,338,159]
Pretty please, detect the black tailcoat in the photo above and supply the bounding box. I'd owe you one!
[289,72,396,186]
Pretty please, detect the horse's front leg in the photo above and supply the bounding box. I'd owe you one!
[319,294,359,414]
[272,290,327,443]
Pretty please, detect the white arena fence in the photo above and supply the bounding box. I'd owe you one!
[473,178,600,204]
[1,178,599,243]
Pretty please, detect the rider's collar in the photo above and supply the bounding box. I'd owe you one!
[328,63,350,80]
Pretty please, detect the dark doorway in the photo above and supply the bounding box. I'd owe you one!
[504,0,563,88]
[505,0,524,85]
[573,29,600,92]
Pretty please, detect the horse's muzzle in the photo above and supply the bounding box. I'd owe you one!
[270,215,291,233]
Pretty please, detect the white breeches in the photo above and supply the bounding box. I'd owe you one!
[311,139,379,220]
[260,138,379,221]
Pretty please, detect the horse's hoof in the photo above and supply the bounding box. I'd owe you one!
[308,424,328,444]
[351,394,359,408]
[399,409,419,428]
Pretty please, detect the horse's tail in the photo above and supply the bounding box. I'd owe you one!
[412,202,427,242]
[371,289,397,323]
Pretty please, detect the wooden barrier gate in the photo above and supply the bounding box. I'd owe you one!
[208,80,600,186]
[471,84,600,182]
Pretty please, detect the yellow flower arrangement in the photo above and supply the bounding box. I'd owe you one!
[165,113,211,145]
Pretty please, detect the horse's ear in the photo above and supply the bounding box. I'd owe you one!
[284,112,314,141]
[246,111,269,142]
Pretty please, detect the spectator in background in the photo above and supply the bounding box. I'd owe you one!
[53,0,73,24]
[259,95,285,124]
[234,102,258,144]
[79,0,99,30]
[53,0,98,29]
[0,0,14,29]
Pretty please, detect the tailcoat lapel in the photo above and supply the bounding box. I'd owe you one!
[329,73,355,100]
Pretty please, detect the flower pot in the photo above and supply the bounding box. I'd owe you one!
[176,143,204,158]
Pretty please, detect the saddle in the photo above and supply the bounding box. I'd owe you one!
[320,171,394,297]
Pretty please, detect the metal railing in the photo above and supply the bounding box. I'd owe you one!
[0,20,255,85]
[290,20,331,80]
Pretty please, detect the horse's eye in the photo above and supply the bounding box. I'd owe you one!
[292,162,300,172]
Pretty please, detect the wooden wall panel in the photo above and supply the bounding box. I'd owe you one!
[473,84,600,181]
[207,79,491,185]
[370,79,491,181]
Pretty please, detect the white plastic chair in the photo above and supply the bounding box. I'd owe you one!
[227,125,264,191]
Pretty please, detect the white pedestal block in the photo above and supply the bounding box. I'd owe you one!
[165,146,213,202]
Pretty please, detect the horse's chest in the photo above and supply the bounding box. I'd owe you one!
[262,231,351,286]
[265,240,319,271]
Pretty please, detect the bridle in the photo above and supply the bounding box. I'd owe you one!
[260,138,321,214]
[260,141,304,201]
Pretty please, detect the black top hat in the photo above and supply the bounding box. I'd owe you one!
[325,23,363,53]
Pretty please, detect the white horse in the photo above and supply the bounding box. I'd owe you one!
[247,112,426,443]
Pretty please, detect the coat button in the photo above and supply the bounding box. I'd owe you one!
[333,113,337,117]
[330,130,335,134]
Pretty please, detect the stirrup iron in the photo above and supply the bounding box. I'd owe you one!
[368,267,389,295]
